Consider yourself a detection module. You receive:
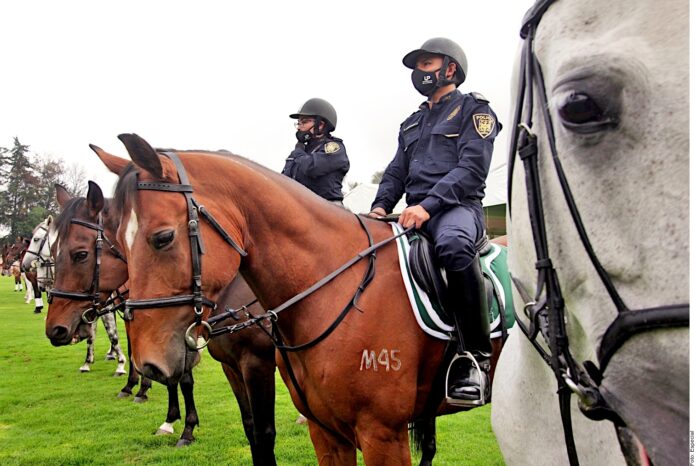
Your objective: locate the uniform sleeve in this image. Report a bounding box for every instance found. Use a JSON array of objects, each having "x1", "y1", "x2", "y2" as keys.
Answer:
[
  {"x1": 281, "y1": 149, "x2": 303, "y2": 177},
  {"x1": 294, "y1": 142, "x2": 349, "y2": 178},
  {"x1": 371, "y1": 133, "x2": 408, "y2": 214},
  {"x1": 420, "y1": 104, "x2": 500, "y2": 216}
]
